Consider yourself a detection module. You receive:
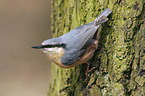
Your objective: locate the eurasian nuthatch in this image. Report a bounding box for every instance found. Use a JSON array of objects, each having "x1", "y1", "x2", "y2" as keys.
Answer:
[{"x1": 32, "y1": 8, "x2": 112, "y2": 79}]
